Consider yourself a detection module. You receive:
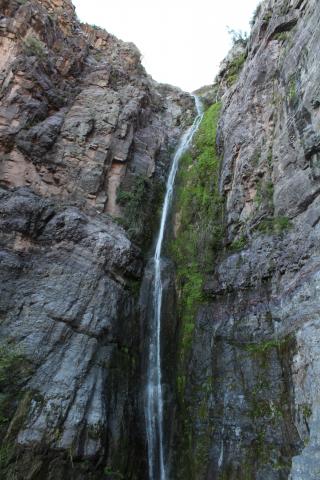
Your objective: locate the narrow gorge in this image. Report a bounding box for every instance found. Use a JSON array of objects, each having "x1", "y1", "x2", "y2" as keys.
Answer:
[{"x1": 0, "y1": 0, "x2": 320, "y2": 479}]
